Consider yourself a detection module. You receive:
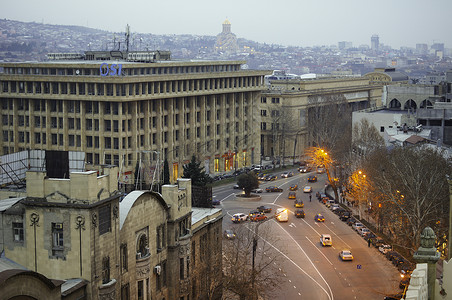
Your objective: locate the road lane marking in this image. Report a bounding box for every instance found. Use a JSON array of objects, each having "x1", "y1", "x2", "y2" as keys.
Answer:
[
  {"x1": 240, "y1": 217, "x2": 334, "y2": 300},
  {"x1": 305, "y1": 237, "x2": 333, "y2": 265},
  {"x1": 322, "y1": 223, "x2": 352, "y2": 249}
]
